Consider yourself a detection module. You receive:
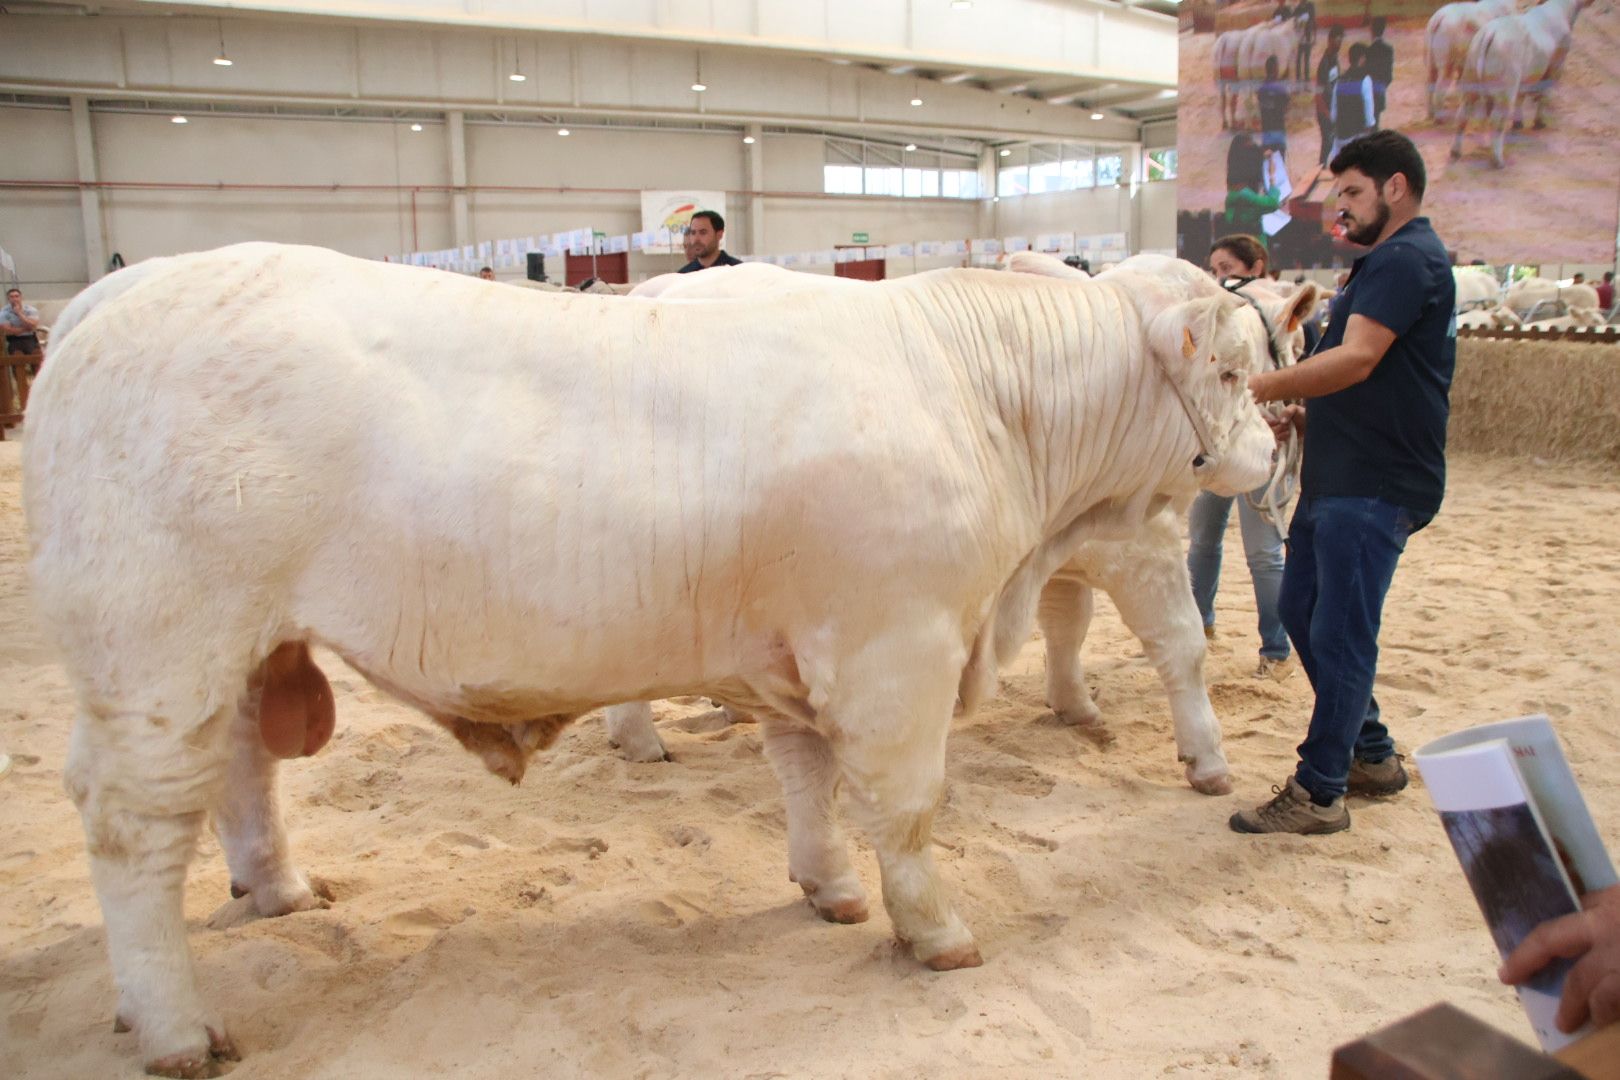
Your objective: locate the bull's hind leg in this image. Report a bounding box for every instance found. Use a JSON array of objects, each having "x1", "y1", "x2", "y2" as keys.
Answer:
[
  {"x1": 1037, "y1": 572, "x2": 1102, "y2": 727},
  {"x1": 828, "y1": 623, "x2": 979, "y2": 970},
  {"x1": 214, "y1": 677, "x2": 328, "y2": 918},
  {"x1": 603, "y1": 701, "x2": 670, "y2": 763},
  {"x1": 760, "y1": 718, "x2": 868, "y2": 924},
  {"x1": 66, "y1": 698, "x2": 241, "y2": 1078}
]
